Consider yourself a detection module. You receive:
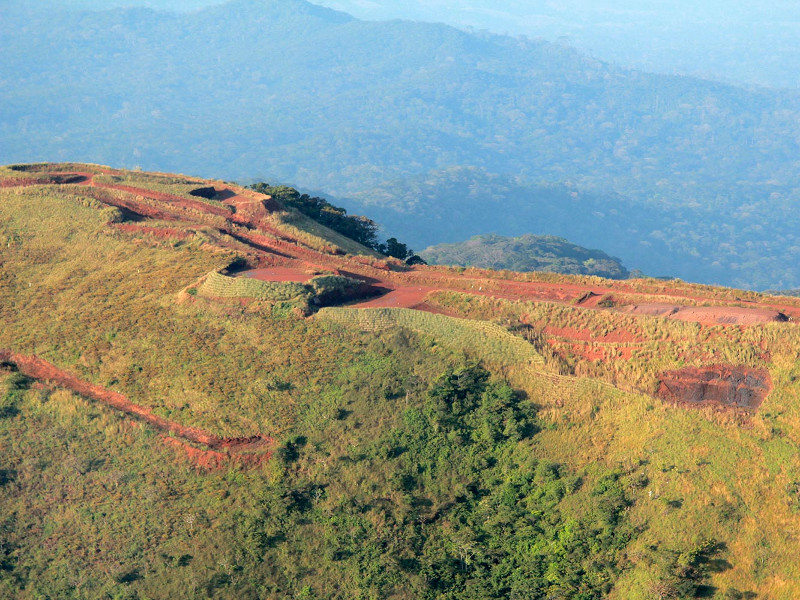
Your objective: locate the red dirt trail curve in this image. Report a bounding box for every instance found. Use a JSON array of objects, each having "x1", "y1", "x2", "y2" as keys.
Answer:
[{"x1": 0, "y1": 350, "x2": 273, "y2": 467}]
